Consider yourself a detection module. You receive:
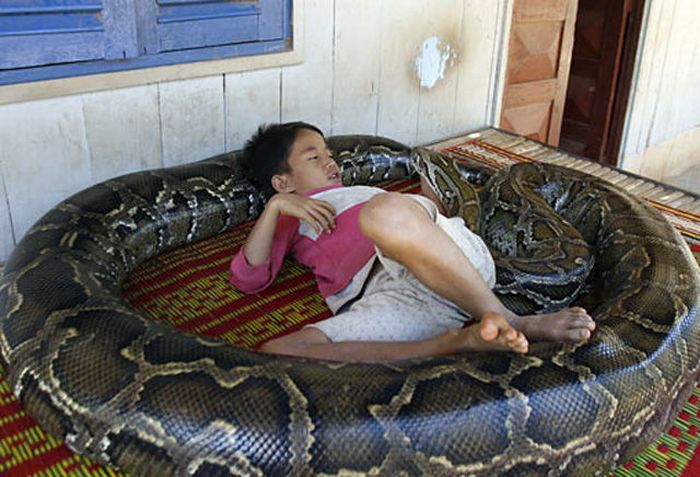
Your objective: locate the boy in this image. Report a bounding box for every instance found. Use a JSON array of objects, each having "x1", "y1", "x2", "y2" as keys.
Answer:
[{"x1": 230, "y1": 122, "x2": 595, "y2": 362}]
